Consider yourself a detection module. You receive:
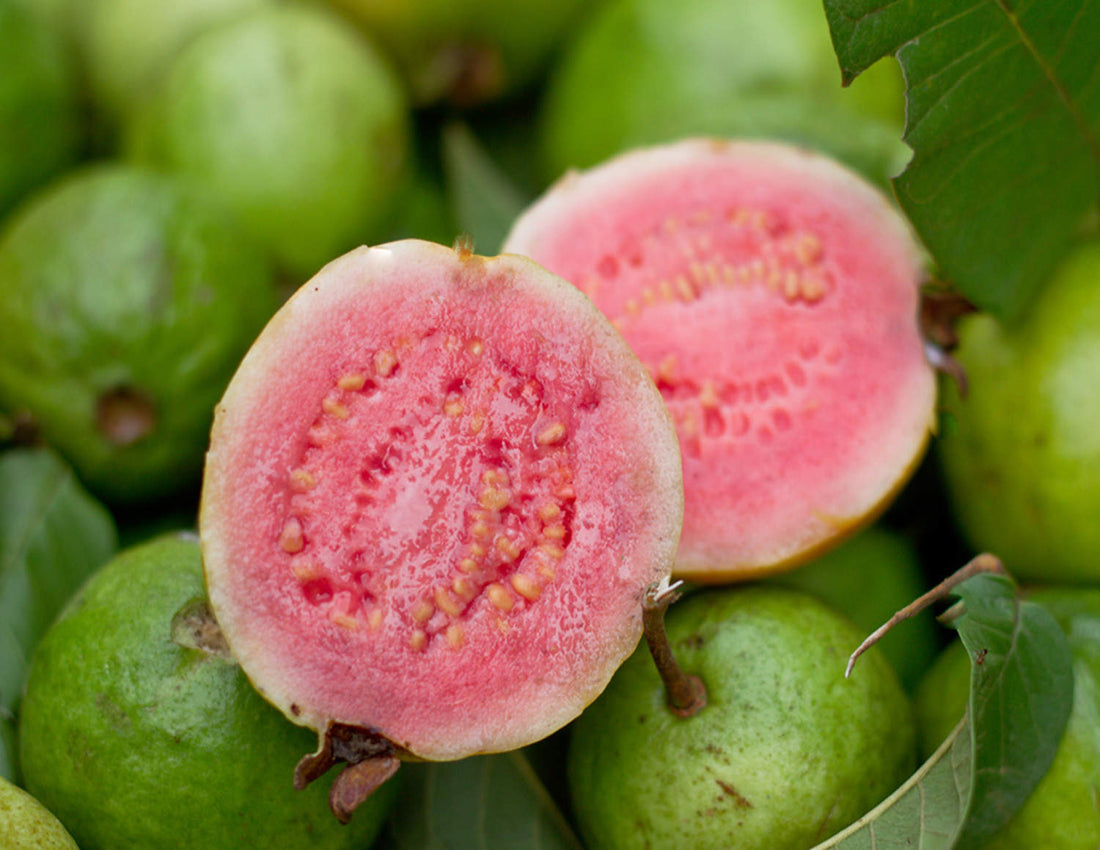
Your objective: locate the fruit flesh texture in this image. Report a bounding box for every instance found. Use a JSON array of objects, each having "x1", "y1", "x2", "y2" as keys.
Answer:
[
  {"x1": 0, "y1": 777, "x2": 78, "y2": 850},
  {"x1": 538, "y1": 0, "x2": 909, "y2": 186},
  {"x1": 18, "y1": 534, "x2": 398, "y2": 850},
  {"x1": 0, "y1": 0, "x2": 80, "y2": 220},
  {"x1": 916, "y1": 588, "x2": 1100, "y2": 849},
  {"x1": 126, "y1": 4, "x2": 409, "y2": 278},
  {"x1": 938, "y1": 238, "x2": 1100, "y2": 584},
  {"x1": 568, "y1": 585, "x2": 916, "y2": 850},
  {"x1": 0, "y1": 163, "x2": 276, "y2": 506},
  {"x1": 200, "y1": 239, "x2": 684, "y2": 762},
  {"x1": 504, "y1": 138, "x2": 936, "y2": 581}
]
